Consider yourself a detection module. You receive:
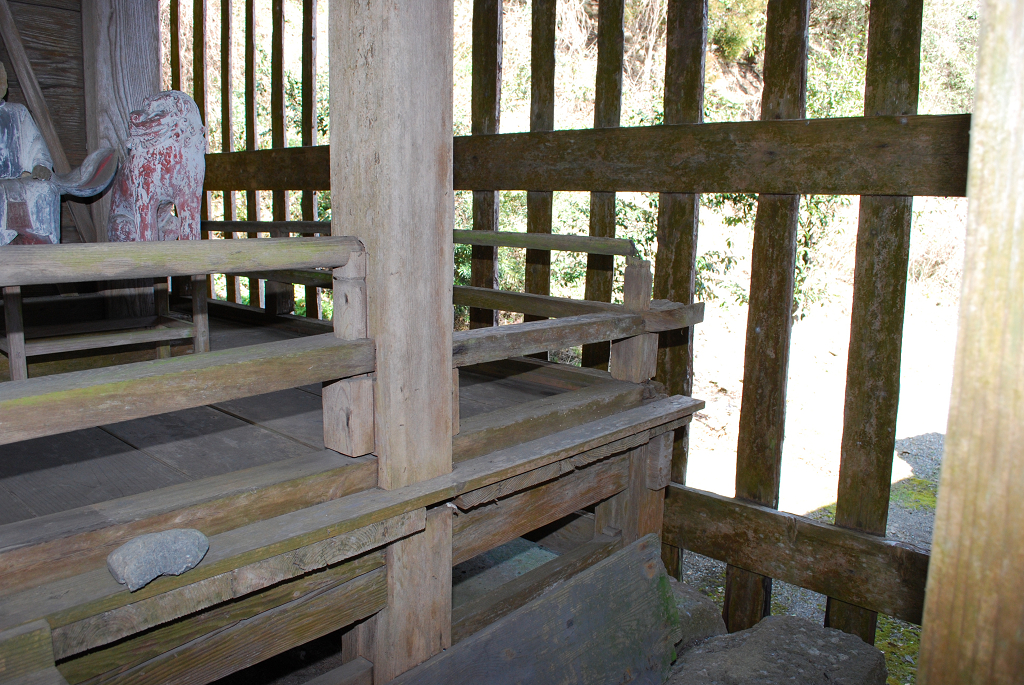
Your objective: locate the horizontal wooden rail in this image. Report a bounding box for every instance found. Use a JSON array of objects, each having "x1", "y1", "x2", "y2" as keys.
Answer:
[
  {"x1": 0, "y1": 334, "x2": 375, "y2": 446},
  {"x1": 201, "y1": 220, "x2": 329, "y2": 237},
  {"x1": 235, "y1": 269, "x2": 332, "y2": 288},
  {"x1": 453, "y1": 230, "x2": 636, "y2": 256},
  {"x1": 204, "y1": 115, "x2": 968, "y2": 196},
  {"x1": 662, "y1": 484, "x2": 929, "y2": 623},
  {"x1": 455, "y1": 114, "x2": 970, "y2": 196},
  {"x1": 0, "y1": 237, "x2": 361, "y2": 287}
]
